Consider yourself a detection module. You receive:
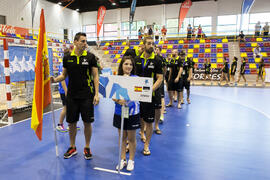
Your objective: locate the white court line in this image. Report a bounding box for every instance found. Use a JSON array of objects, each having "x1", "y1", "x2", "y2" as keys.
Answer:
[
  {"x1": 0, "y1": 107, "x2": 63, "y2": 129},
  {"x1": 93, "y1": 167, "x2": 131, "y2": 176},
  {"x1": 192, "y1": 92, "x2": 270, "y2": 120}
]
